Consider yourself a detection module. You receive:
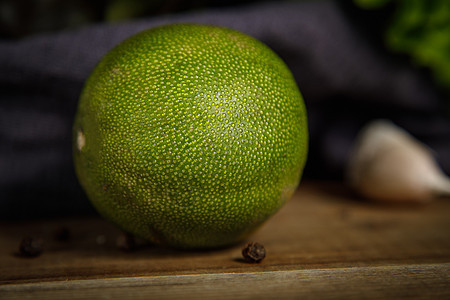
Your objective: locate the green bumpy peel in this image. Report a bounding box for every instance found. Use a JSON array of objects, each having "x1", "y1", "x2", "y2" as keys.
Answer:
[{"x1": 73, "y1": 24, "x2": 308, "y2": 249}]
